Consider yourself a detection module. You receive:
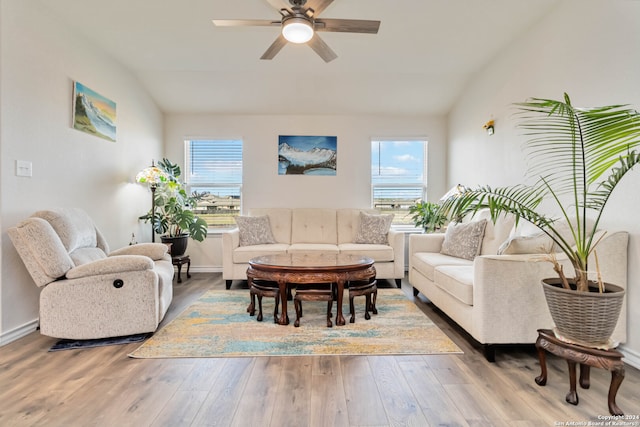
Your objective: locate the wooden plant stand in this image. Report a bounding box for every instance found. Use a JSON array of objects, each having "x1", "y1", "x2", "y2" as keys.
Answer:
[{"x1": 535, "y1": 329, "x2": 625, "y2": 415}]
